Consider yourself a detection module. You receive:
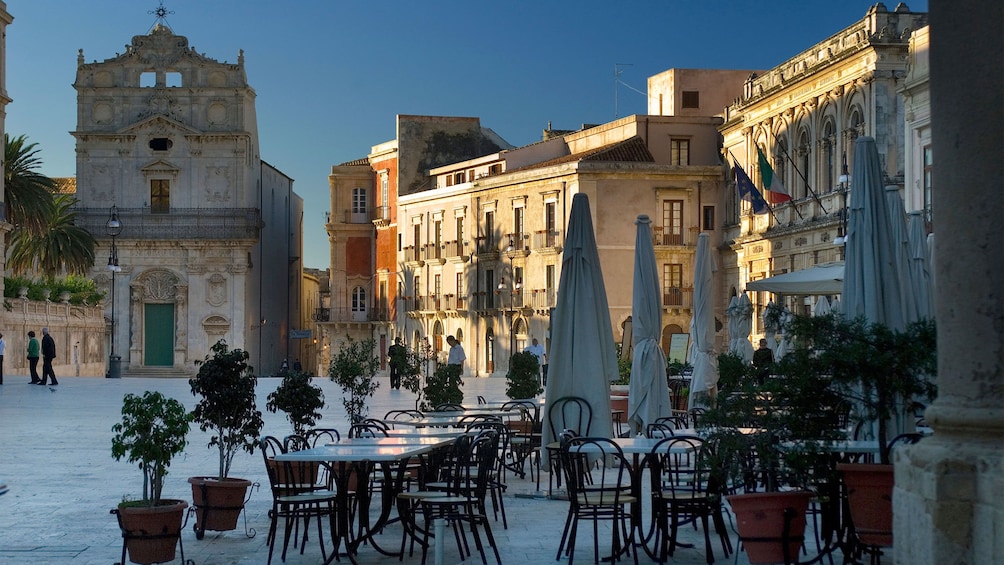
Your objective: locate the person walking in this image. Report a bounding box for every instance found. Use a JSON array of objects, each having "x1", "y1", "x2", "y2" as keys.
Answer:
[
  {"x1": 26, "y1": 331, "x2": 41, "y2": 384},
  {"x1": 752, "y1": 338, "x2": 774, "y2": 385},
  {"x1": 388, "y1": 337, "x2": 407, "y2": 390},
  {"x1": 446, "y1": 335, "x2": 466, "y2": 369},
  {"x1": 39, "y1": 327, "x2": 58, "y2": 385},
  {"x1": 0, "y1": 332, "x2": 6, "y2": 385}
]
